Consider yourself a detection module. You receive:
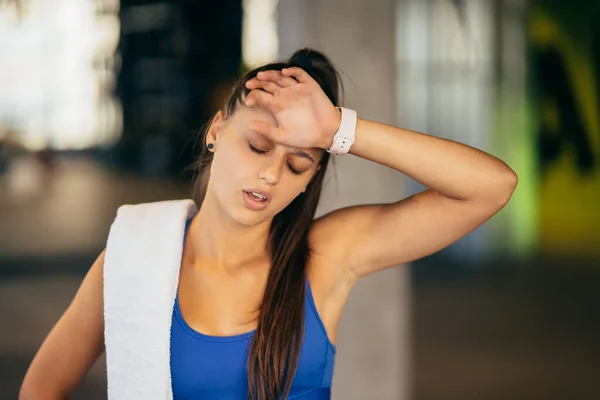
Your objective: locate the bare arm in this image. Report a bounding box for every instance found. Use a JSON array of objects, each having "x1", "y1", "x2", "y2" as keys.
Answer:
[
  {"x1": 20, "y1": 250, "x2": 106, "y2": 399},
  {"x1": 311, "y1": 118, "x2": 517, "y2": 282},
  {"x1": 243, "y1": 67, "x2": 516, "y2": 285}
]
